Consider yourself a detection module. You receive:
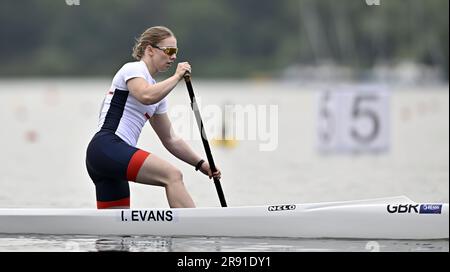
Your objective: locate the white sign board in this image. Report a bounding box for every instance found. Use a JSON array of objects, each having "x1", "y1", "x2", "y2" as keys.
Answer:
[{"x1": 316, "y1": 86, "x2": 390, "y2": 153}]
